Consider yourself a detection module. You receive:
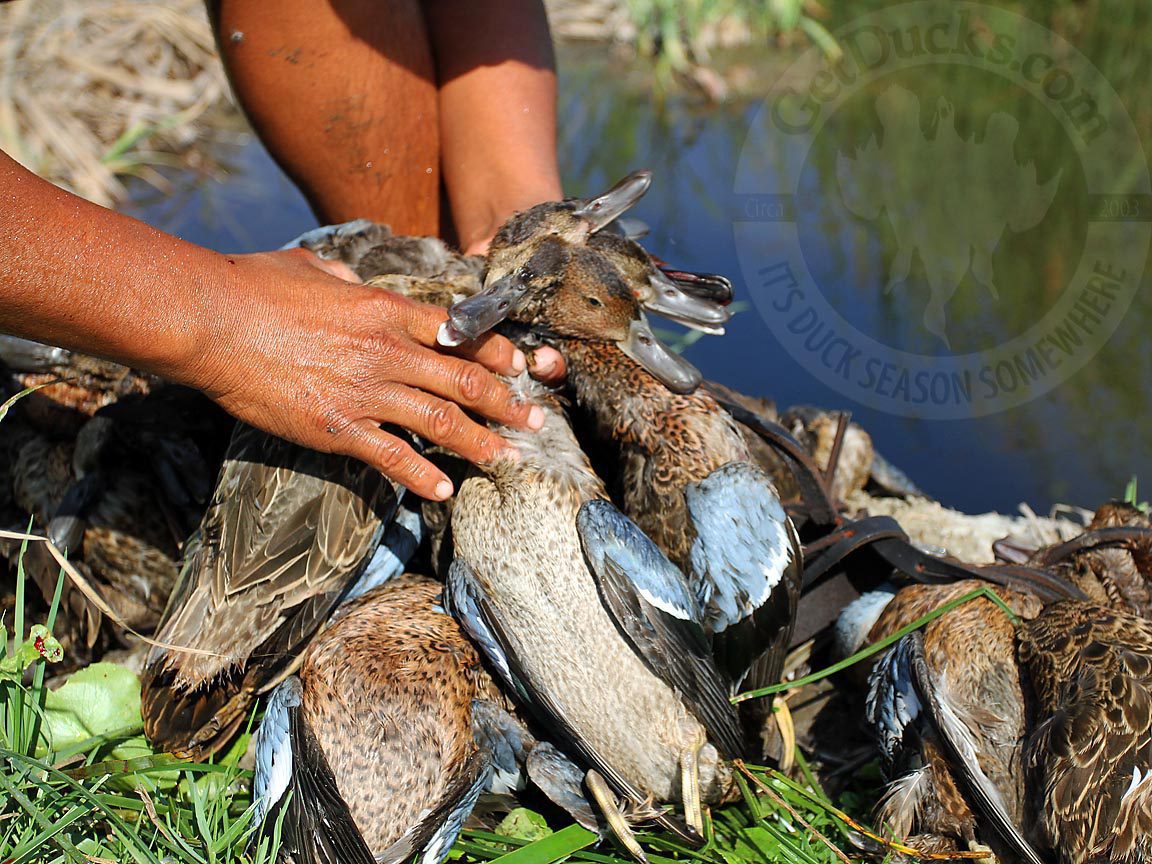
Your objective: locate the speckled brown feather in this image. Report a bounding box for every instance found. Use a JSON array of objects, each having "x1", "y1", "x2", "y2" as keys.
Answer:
[
  {"x1": 141, "y1": 422, "x2": 398, "y2": 759},
  {"x1": 868, "y1": 581, "x2": 1042, "y2": 848},
  {"x1": 295, "y1": 575, "x2": 498, "y2": 858},
  {"x1": 8, "y1": 420, "x2": 190, "y2": 646},
  {"x1": 564, "y1": 341, "x2": 749, "y2": 568},
  {"x1": 1039, "y1": 503, "x2": 1152, "y2": 617},
  {"x1": 1018, "y1": 600, "x2": 1152, "y2": 864}
]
